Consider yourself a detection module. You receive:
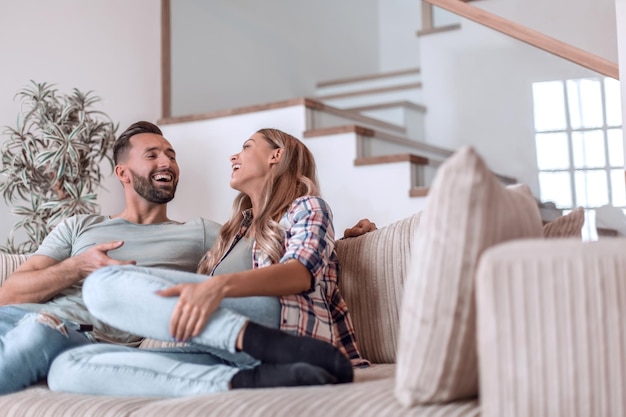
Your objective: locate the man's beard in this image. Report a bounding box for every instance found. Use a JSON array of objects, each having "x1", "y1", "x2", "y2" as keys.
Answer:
[{"x1": 130, "y1": 170, "x2": 177, "y2": 204}]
